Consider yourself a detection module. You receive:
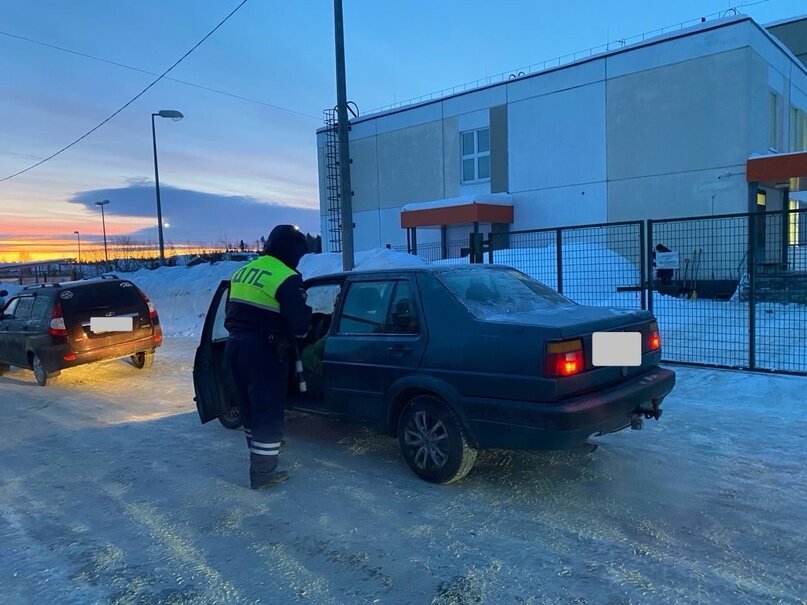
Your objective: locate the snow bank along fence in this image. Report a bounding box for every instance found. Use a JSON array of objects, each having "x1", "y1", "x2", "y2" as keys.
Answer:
[{"x1": 396, "y1": 209, "x2": 807, "y2": 376}]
